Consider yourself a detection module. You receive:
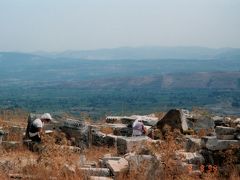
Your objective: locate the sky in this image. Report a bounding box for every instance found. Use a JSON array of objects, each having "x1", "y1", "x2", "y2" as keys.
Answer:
[{"x1": 0, "y1": 0, "x2": 240, "y2": 52}]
